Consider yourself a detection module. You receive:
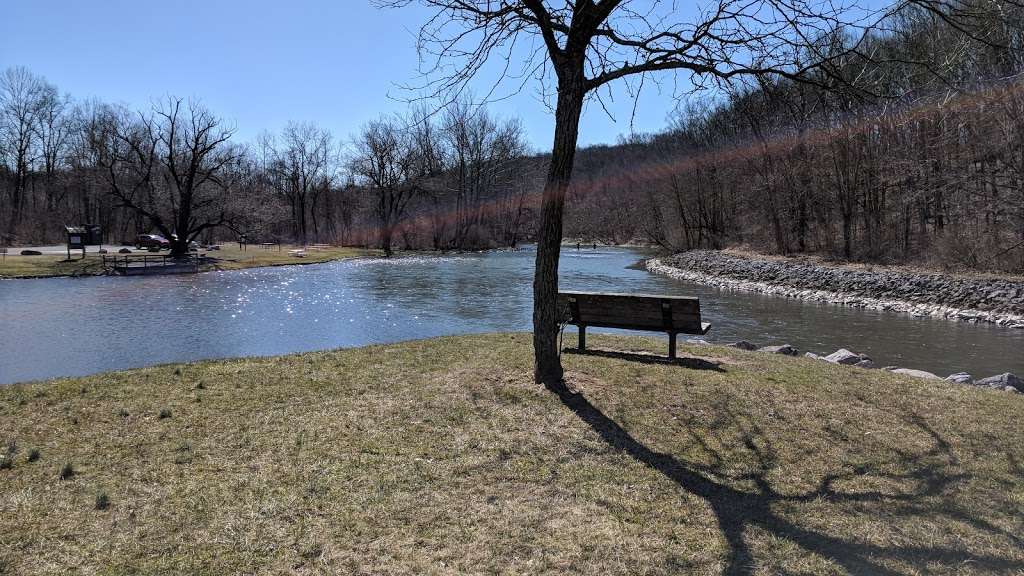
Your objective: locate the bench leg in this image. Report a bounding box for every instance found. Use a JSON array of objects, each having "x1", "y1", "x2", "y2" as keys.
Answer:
[
  {"x1": 578, "y1": 326, "x2": 586, "y2": 351},
  {"x1": 668, "y1": 332, "x2": 677, "y2": 360}
]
